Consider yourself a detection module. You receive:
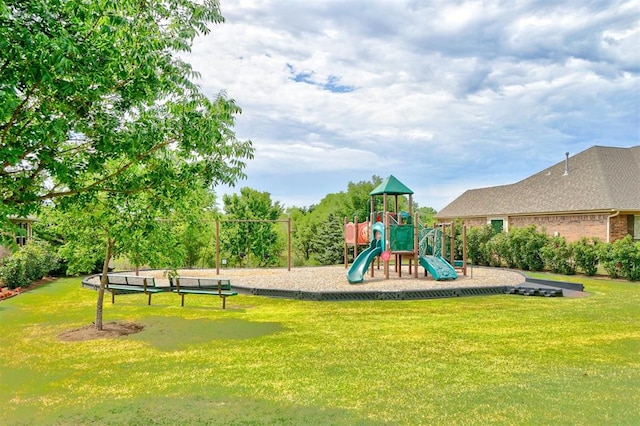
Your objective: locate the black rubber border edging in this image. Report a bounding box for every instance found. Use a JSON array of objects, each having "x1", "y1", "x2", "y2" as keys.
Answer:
[
  {"x1": 82, "y1": 273, "x2": 582, "y2": 302},
  {"x1": 524, "y1": 277, "x2": 584, "y2": 291}
]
